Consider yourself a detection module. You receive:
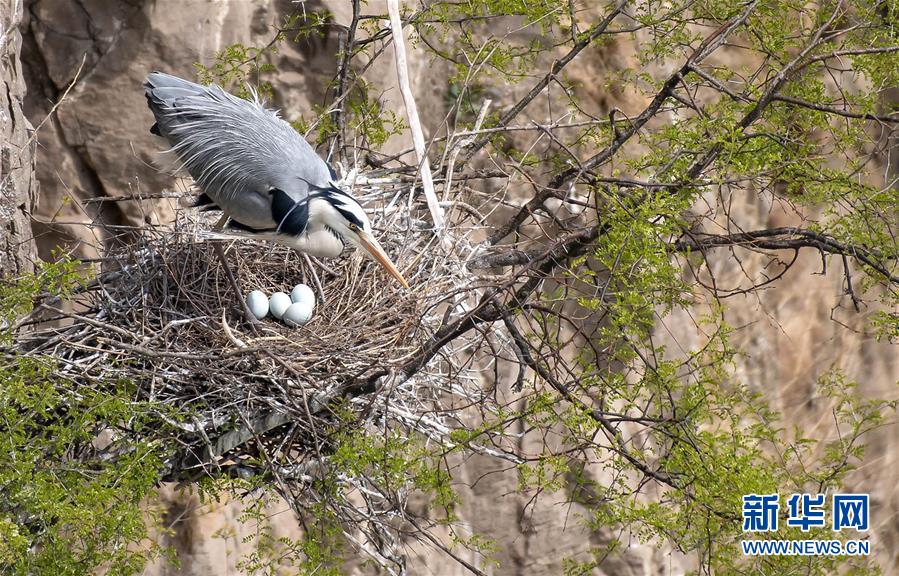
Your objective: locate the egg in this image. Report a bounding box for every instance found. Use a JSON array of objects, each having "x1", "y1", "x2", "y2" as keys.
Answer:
[
  {"x1": 282, "y1": 301, "x2": 314, "y2": 327},
  {"x1": 268, "y1": 292, "x2": 292, "y2": 320},
  {"x1": 245, "y1": 290, "x2": 269, "y2": 320},
  {"x1": 290, "y1": 283, "x2": 316, "y2": 307}
]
